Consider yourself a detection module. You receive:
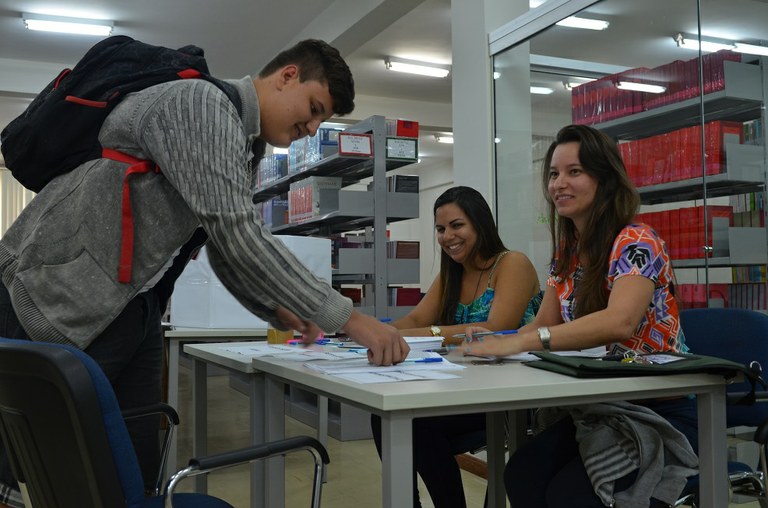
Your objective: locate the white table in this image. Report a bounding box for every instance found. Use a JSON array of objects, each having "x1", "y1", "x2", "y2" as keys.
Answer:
[
  {"x1": 182, "y1": 341, "x2": 330, "y2": 505},
  {"x1": 185, "y1": 343, "x2": 729, "y2": 508},
  {"x1": 164, "y1": 328, "x2": 266, "y2": 472}
]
